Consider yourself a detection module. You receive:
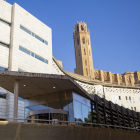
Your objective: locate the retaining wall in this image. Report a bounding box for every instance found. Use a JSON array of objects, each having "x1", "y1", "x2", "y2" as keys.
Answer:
[{"x1": 0, "y1": 121, "x2": 140, "y2": 140}]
